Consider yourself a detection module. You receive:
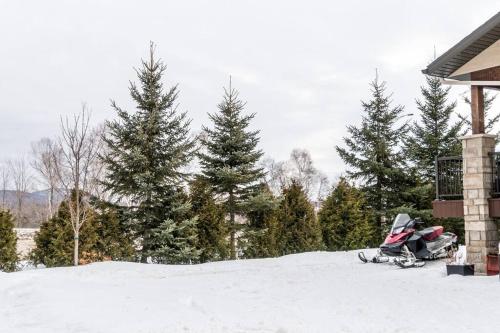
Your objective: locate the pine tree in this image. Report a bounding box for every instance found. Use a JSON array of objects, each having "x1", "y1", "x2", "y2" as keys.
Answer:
[
  {"x1": 318, "y1": 178, "x2": 376, "y2": 251},
  {"x1": 149, "y1": 217, "x2": 200, "y2": 264},
  {"x1": 101, "y1": 43, "x2": 196, "y2": 262},
  {"x1": 239, "y1": 184, "x2": 280, "y2": 258},
  {"x1": 406, "y1": 75, "x2": 463, "y2": 183},
  {"x1": 0, "y1": 210, "x2": 18, "y2": 272},
  {"x1": 199, "y1": 81, "x2": 264, "y2": 259},
  {"x1": 336, "y1": 76, "x2": 408, "y2": 240},
  {"x1": 31, "y1": 199, "x2": 135, "y2": 267},
  {"x1": 278, "y1": 181, "x2": 323, "y2": 254},
  {"x1": 189, "y1": 178, "x2": 229, "y2": 262}
]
